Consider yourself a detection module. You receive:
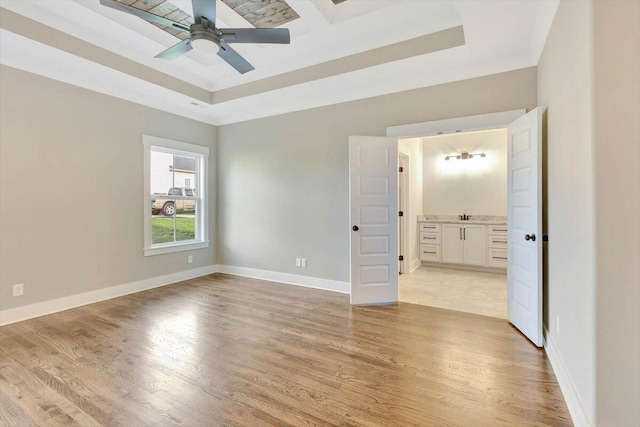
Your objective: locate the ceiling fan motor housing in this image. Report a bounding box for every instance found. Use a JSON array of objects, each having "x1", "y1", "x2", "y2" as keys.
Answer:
[
  {"x1": 190, "y1": 20, "x2": 222, "y2": 54},
  {"x1": 99, "y1": 0, "x2": 290, "y2": 73}
]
